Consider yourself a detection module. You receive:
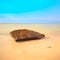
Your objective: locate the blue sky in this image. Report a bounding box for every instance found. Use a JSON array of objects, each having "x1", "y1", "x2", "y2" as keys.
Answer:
[{"x1": 0, "y1": 0, "x2": 60, "y2": 23}]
